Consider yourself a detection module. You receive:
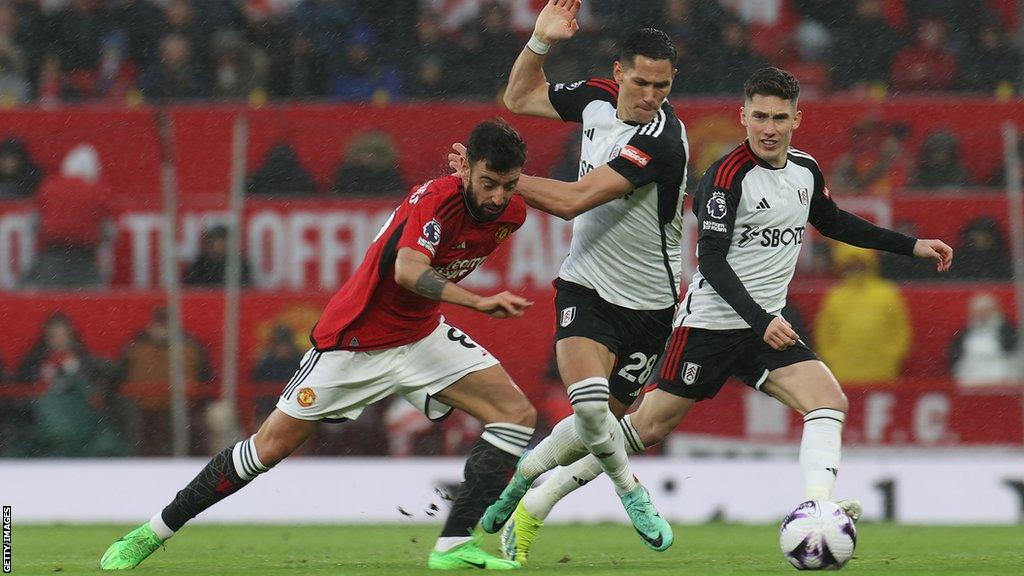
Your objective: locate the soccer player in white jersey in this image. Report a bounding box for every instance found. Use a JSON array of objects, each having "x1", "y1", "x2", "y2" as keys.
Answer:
[
  {"x1": 496, "y1": 66, "x2": 955, "y2": 565},
  {"x1": 474, "y1": 0, "x2": 689, "y2": 555}
]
